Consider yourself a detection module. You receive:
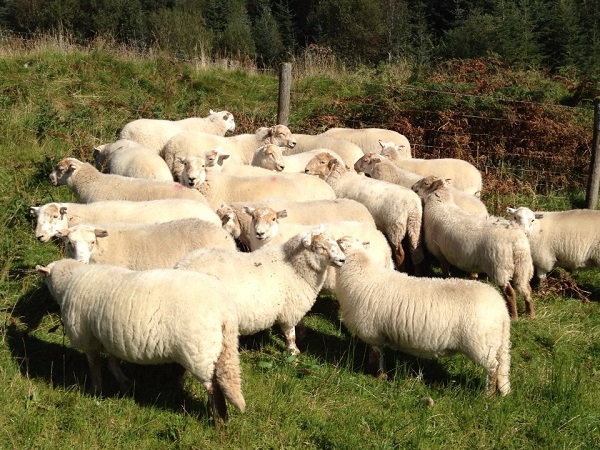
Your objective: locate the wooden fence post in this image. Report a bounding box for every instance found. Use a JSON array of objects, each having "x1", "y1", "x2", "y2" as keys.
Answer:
[
  {"x1": 277, "y1": 62, "x2": 291, "y2": 126},
  {"x1": 586, "y1": 98, "x2": 600, "y2": 209}
]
